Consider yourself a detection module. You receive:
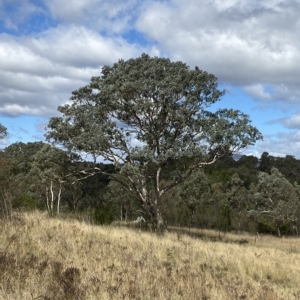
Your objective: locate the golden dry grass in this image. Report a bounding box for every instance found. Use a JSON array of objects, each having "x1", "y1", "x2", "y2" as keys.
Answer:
[{"x1": 1, "y1": 212, "x2": 300, "y2": 299}]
